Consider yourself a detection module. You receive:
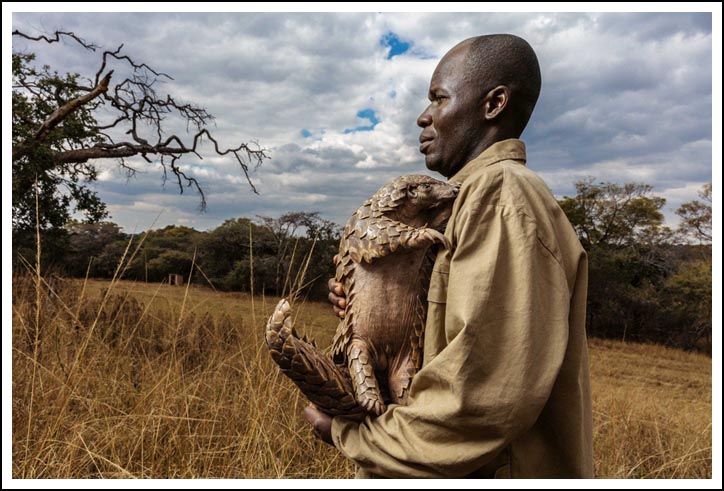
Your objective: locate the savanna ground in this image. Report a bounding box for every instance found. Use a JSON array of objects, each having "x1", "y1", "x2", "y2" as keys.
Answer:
[{"x1": 12, "y1": 276, "x2": 712, "y2": 479}]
